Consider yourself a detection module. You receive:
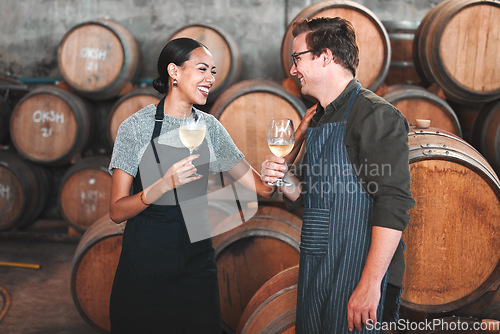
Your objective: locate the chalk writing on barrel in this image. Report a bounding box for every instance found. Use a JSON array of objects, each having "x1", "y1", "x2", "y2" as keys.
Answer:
[
  {"x1": 80, "y1": 47, "x2": 107, "y2": 61},
  {"x1": 32, "y1": 110, "x2": 65, "y2": 124},
  {"x1": 81, "y1": 189, "x2": 99, "y2": 212},
  {"x1": 33, "y1": 110, "x2": 64, "y2": 138},
  {"x1": 0, "y1": 184, "x2": 11, "y2": 200}
]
